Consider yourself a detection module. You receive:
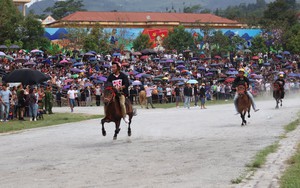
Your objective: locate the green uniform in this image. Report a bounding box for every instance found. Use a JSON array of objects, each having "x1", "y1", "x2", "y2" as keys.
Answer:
[{"x1": 45, "y1": 90, "x2": 53, "y2": 114}]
